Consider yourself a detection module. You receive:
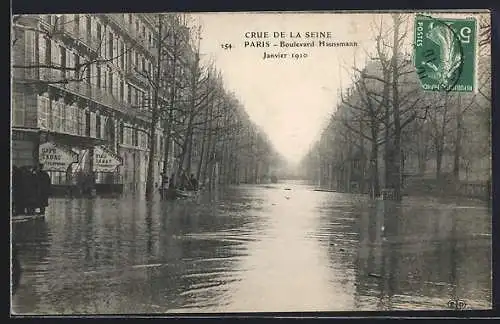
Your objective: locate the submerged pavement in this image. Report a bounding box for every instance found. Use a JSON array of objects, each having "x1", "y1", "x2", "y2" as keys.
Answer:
[{"x1": 11, "y1": 181, "x2": 492, "y2": 314}]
